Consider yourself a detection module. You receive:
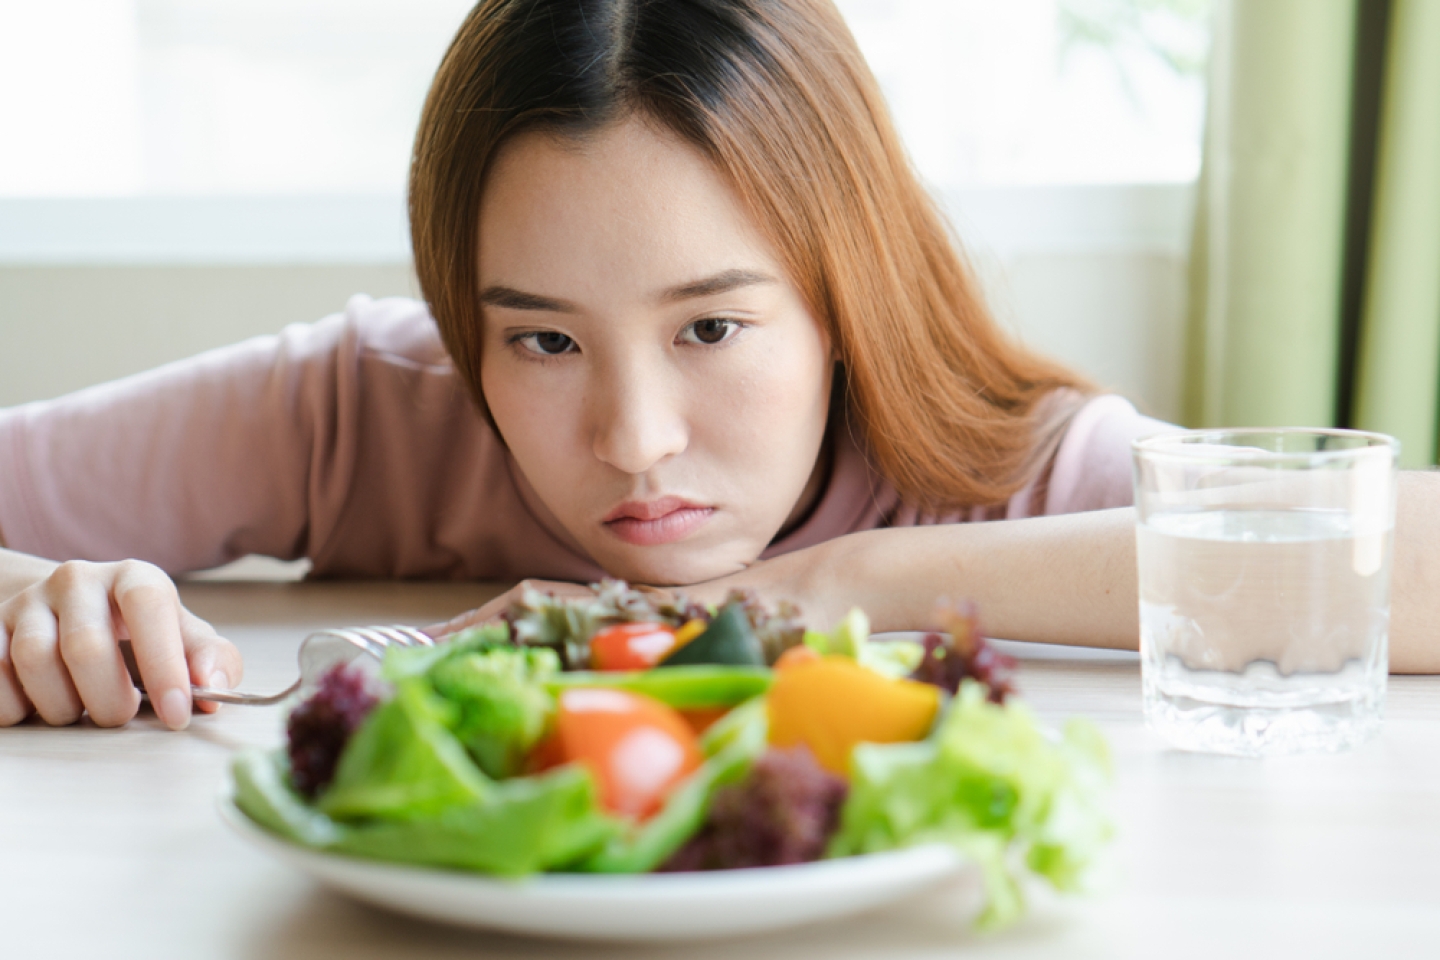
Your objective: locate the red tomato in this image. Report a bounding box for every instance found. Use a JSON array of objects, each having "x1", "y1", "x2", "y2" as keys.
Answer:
[
  {"x1": 535, "y1": 688, "x2": 702, "y2": 820},
  {"x1": 589, "y1": 622, "x2": 679, "y2": 671}
]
